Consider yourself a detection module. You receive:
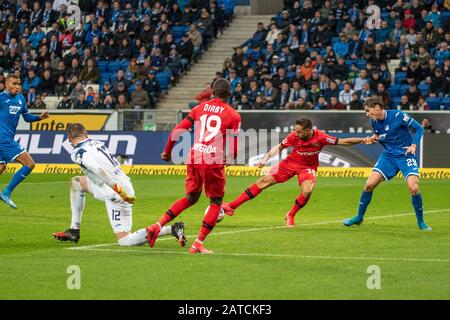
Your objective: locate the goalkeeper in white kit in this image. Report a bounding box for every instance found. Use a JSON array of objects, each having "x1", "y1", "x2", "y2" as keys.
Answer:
[{"x1": 53, "y1": 123, "x2": 186, "y2": 246}]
